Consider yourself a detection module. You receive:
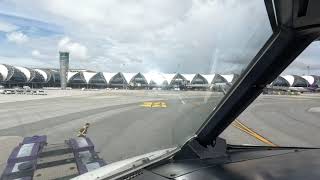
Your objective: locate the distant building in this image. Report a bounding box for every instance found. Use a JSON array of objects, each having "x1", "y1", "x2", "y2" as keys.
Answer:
[
  {"x1": 0, "y1": 63, "x2": 242, "y2": 90},
  {"x1": 1, "y1": 63, "x2": 319, "y2": 90}
]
